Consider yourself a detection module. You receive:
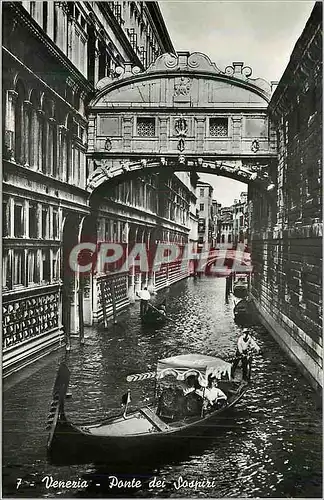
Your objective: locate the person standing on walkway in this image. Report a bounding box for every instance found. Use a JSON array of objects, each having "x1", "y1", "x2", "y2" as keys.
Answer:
[
  {"x1": 231, "y1": 328, "x2": 260, "y2": 381},
  {"x1": 138, "y1": 286, "x2": 151, "y2": 317}
]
